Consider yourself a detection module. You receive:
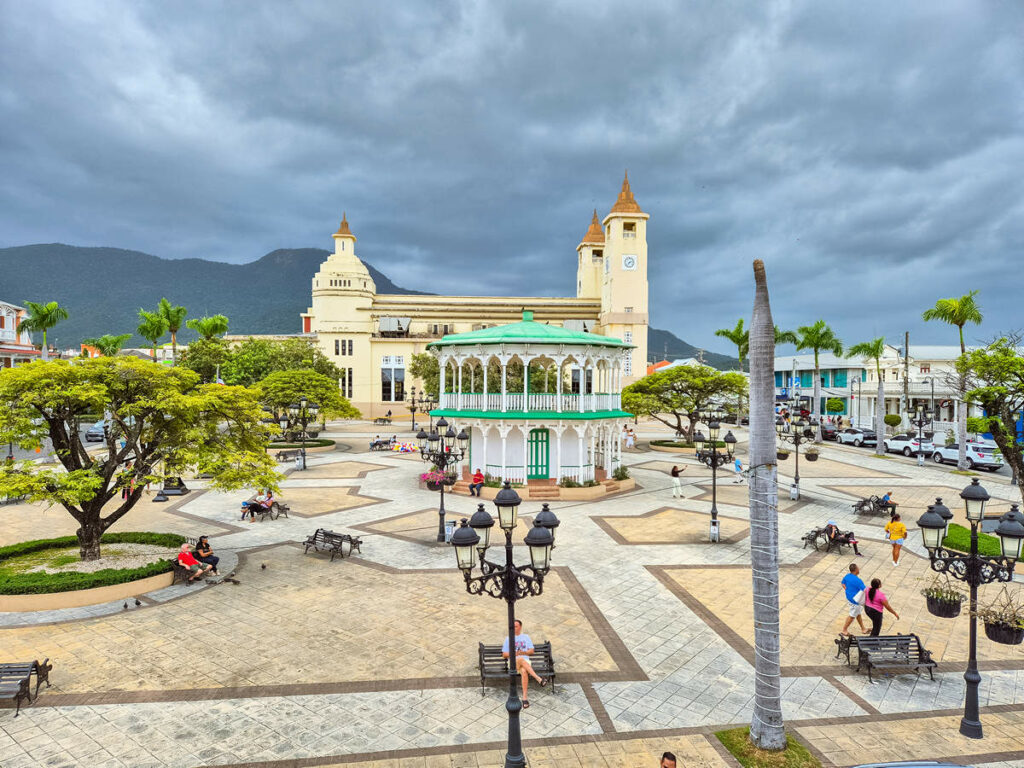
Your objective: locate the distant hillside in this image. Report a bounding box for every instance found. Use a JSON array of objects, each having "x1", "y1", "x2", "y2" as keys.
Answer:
[
  {"x1": 0, "y1": 243, "x2": 737, "y2": 369},
  {"x1": 0, "y1": 244, "x2": 426, "y2": 347},
  {"x1": 648, "y1": 327, "x2": 739, "y2": 370}
]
